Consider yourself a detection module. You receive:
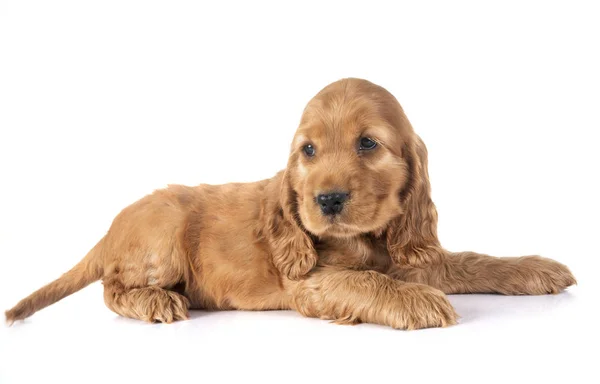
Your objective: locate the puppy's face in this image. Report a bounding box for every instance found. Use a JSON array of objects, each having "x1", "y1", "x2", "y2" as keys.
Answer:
[{"x1": 287, "y1": 79, "x2": 414, "y2": 238}]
